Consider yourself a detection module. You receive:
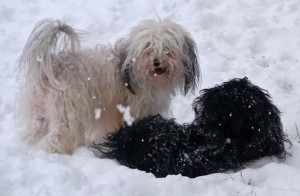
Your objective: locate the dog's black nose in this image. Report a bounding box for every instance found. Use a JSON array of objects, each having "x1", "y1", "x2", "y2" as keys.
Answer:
[{"x1": 153, "y1": 59, "x2": 160, "y2": 67}]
